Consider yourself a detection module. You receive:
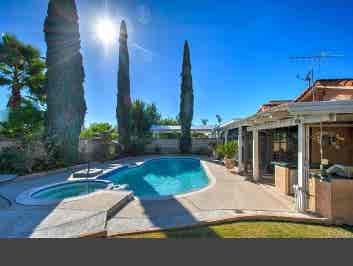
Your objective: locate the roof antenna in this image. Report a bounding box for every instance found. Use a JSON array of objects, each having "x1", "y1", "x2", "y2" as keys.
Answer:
[
  {"x1": 296, "y1": 69, "x2": 314, "y2": 100},
  {"x1": 290, "y1": 51, "x2": 344, "y2": 102}
]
